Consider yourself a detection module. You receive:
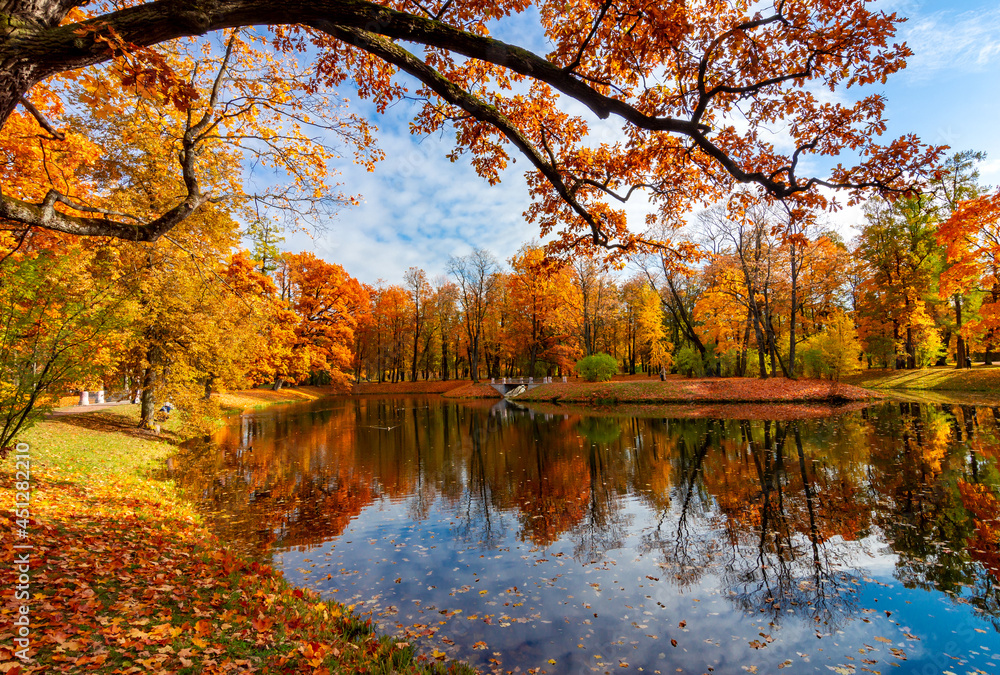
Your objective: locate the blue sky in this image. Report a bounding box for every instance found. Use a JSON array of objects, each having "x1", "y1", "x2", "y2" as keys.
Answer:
[{"x1": 284, "y1": 0, "x2": 1000, "y2": 285}]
